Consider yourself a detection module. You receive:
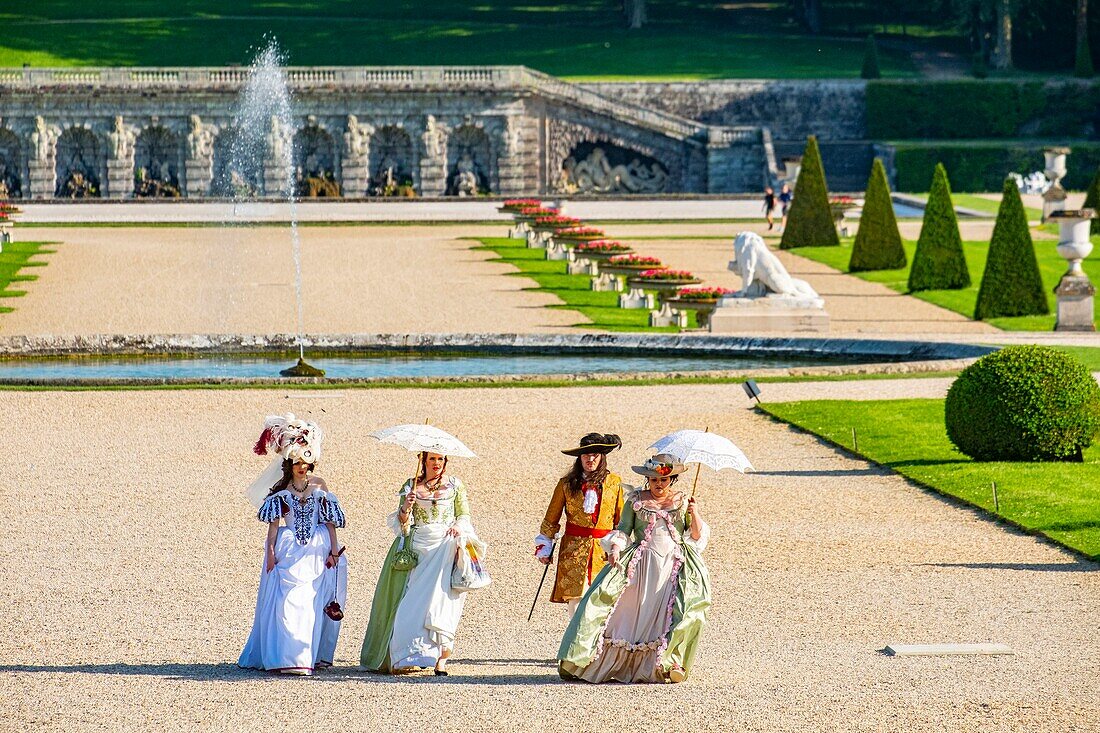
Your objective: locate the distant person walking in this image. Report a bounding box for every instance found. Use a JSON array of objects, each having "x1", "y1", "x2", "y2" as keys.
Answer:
[
  {"x1": 762, "y1": 186, "x2": 776, "y2": 230},
  {"x1": 778, "y1": 183, "x2": 793, "y2": 232}
]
